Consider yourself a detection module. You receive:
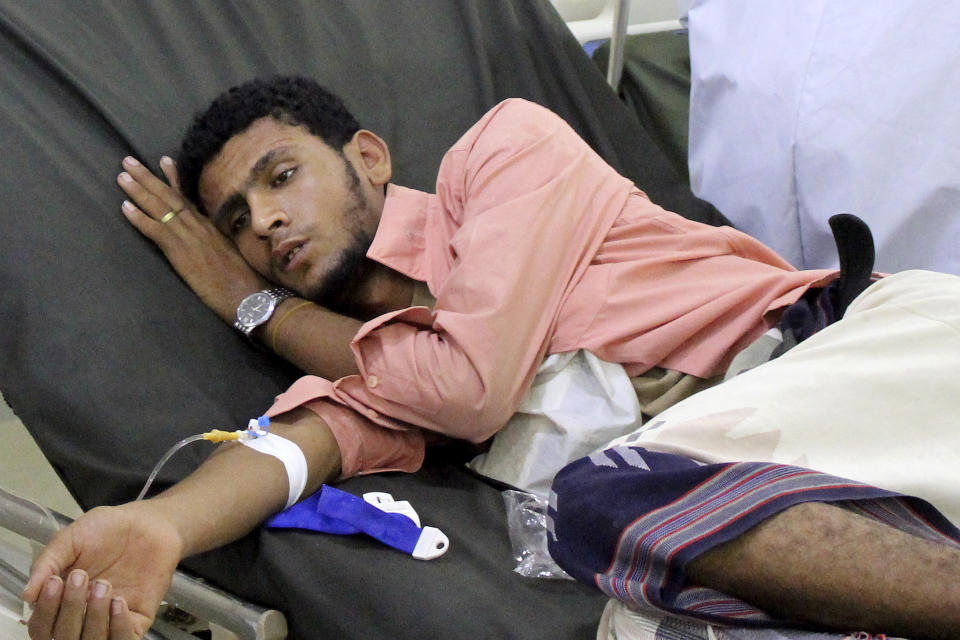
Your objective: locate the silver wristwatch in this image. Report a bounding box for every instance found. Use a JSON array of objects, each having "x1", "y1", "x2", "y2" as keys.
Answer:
[{"x1": 234, "y1": 287, "x2": 296, "y2": 338}]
